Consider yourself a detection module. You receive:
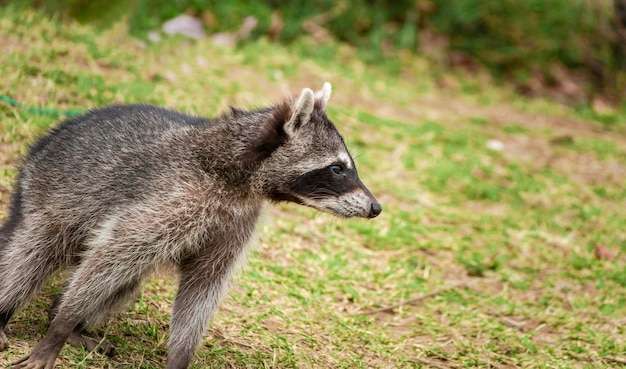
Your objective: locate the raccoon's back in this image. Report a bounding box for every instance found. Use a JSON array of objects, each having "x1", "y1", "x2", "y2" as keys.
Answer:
[
  {"x1": 20, "y1": 105, "x2": 207, "y2": 217},
  {"x1": 28, "y1": 104, "x2": 207, "y2": 157}
]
